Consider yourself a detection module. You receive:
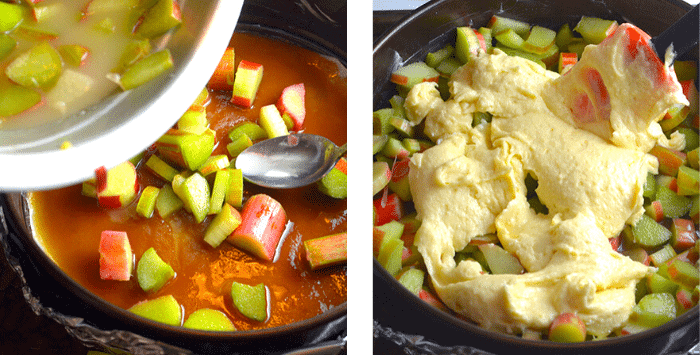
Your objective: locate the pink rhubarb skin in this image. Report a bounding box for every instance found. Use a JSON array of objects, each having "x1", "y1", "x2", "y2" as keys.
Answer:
[
  {"x1": 227, "y1": 194, "x2": 287, "y2": 261},
  {"x1": 99, "y1": 230, "x2": 133, "y2": 281},
  {"x1": 545, "y1": 23, "x2": 688, "y2": 151}
]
